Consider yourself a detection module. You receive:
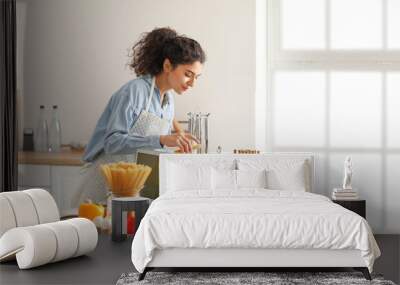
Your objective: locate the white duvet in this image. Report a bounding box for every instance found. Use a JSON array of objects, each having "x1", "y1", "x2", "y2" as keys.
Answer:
[{"x1": 131, "y1": 190, "x2": 380, "y2": 273}]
